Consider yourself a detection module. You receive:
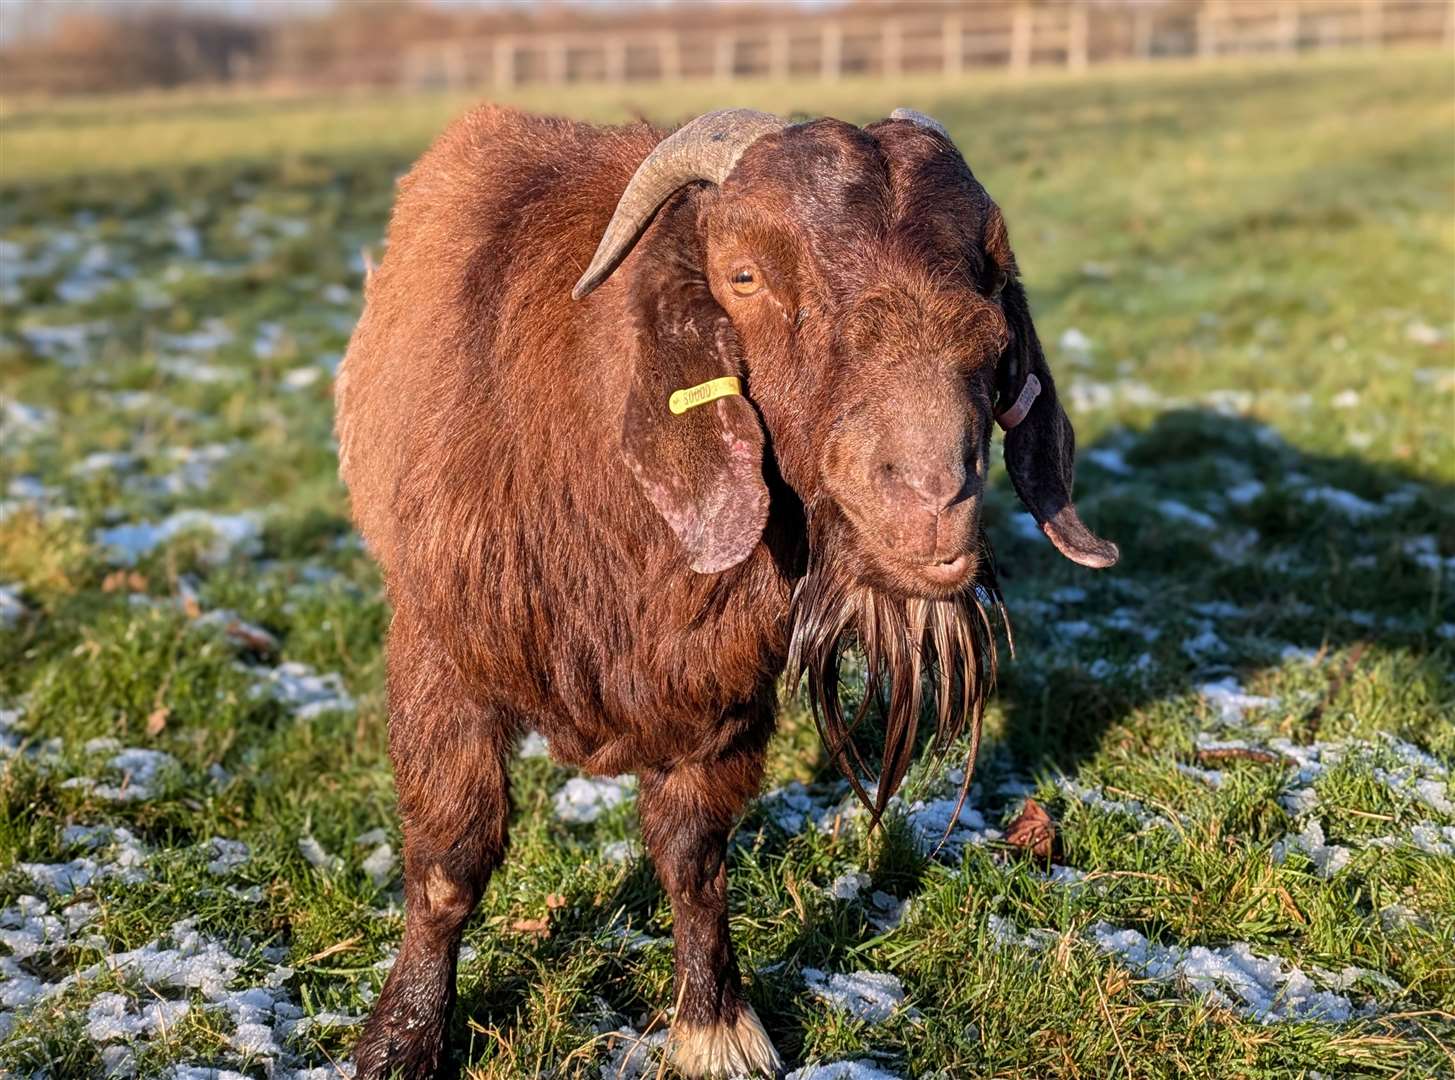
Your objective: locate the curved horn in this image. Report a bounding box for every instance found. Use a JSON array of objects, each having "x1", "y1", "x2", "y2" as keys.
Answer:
[
  {"x1": 889, "y1": 107, "x2": 950, "y2": 141},
  {"x1": 571, "y1": 109, "x2": 788, "y2": 300}
]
